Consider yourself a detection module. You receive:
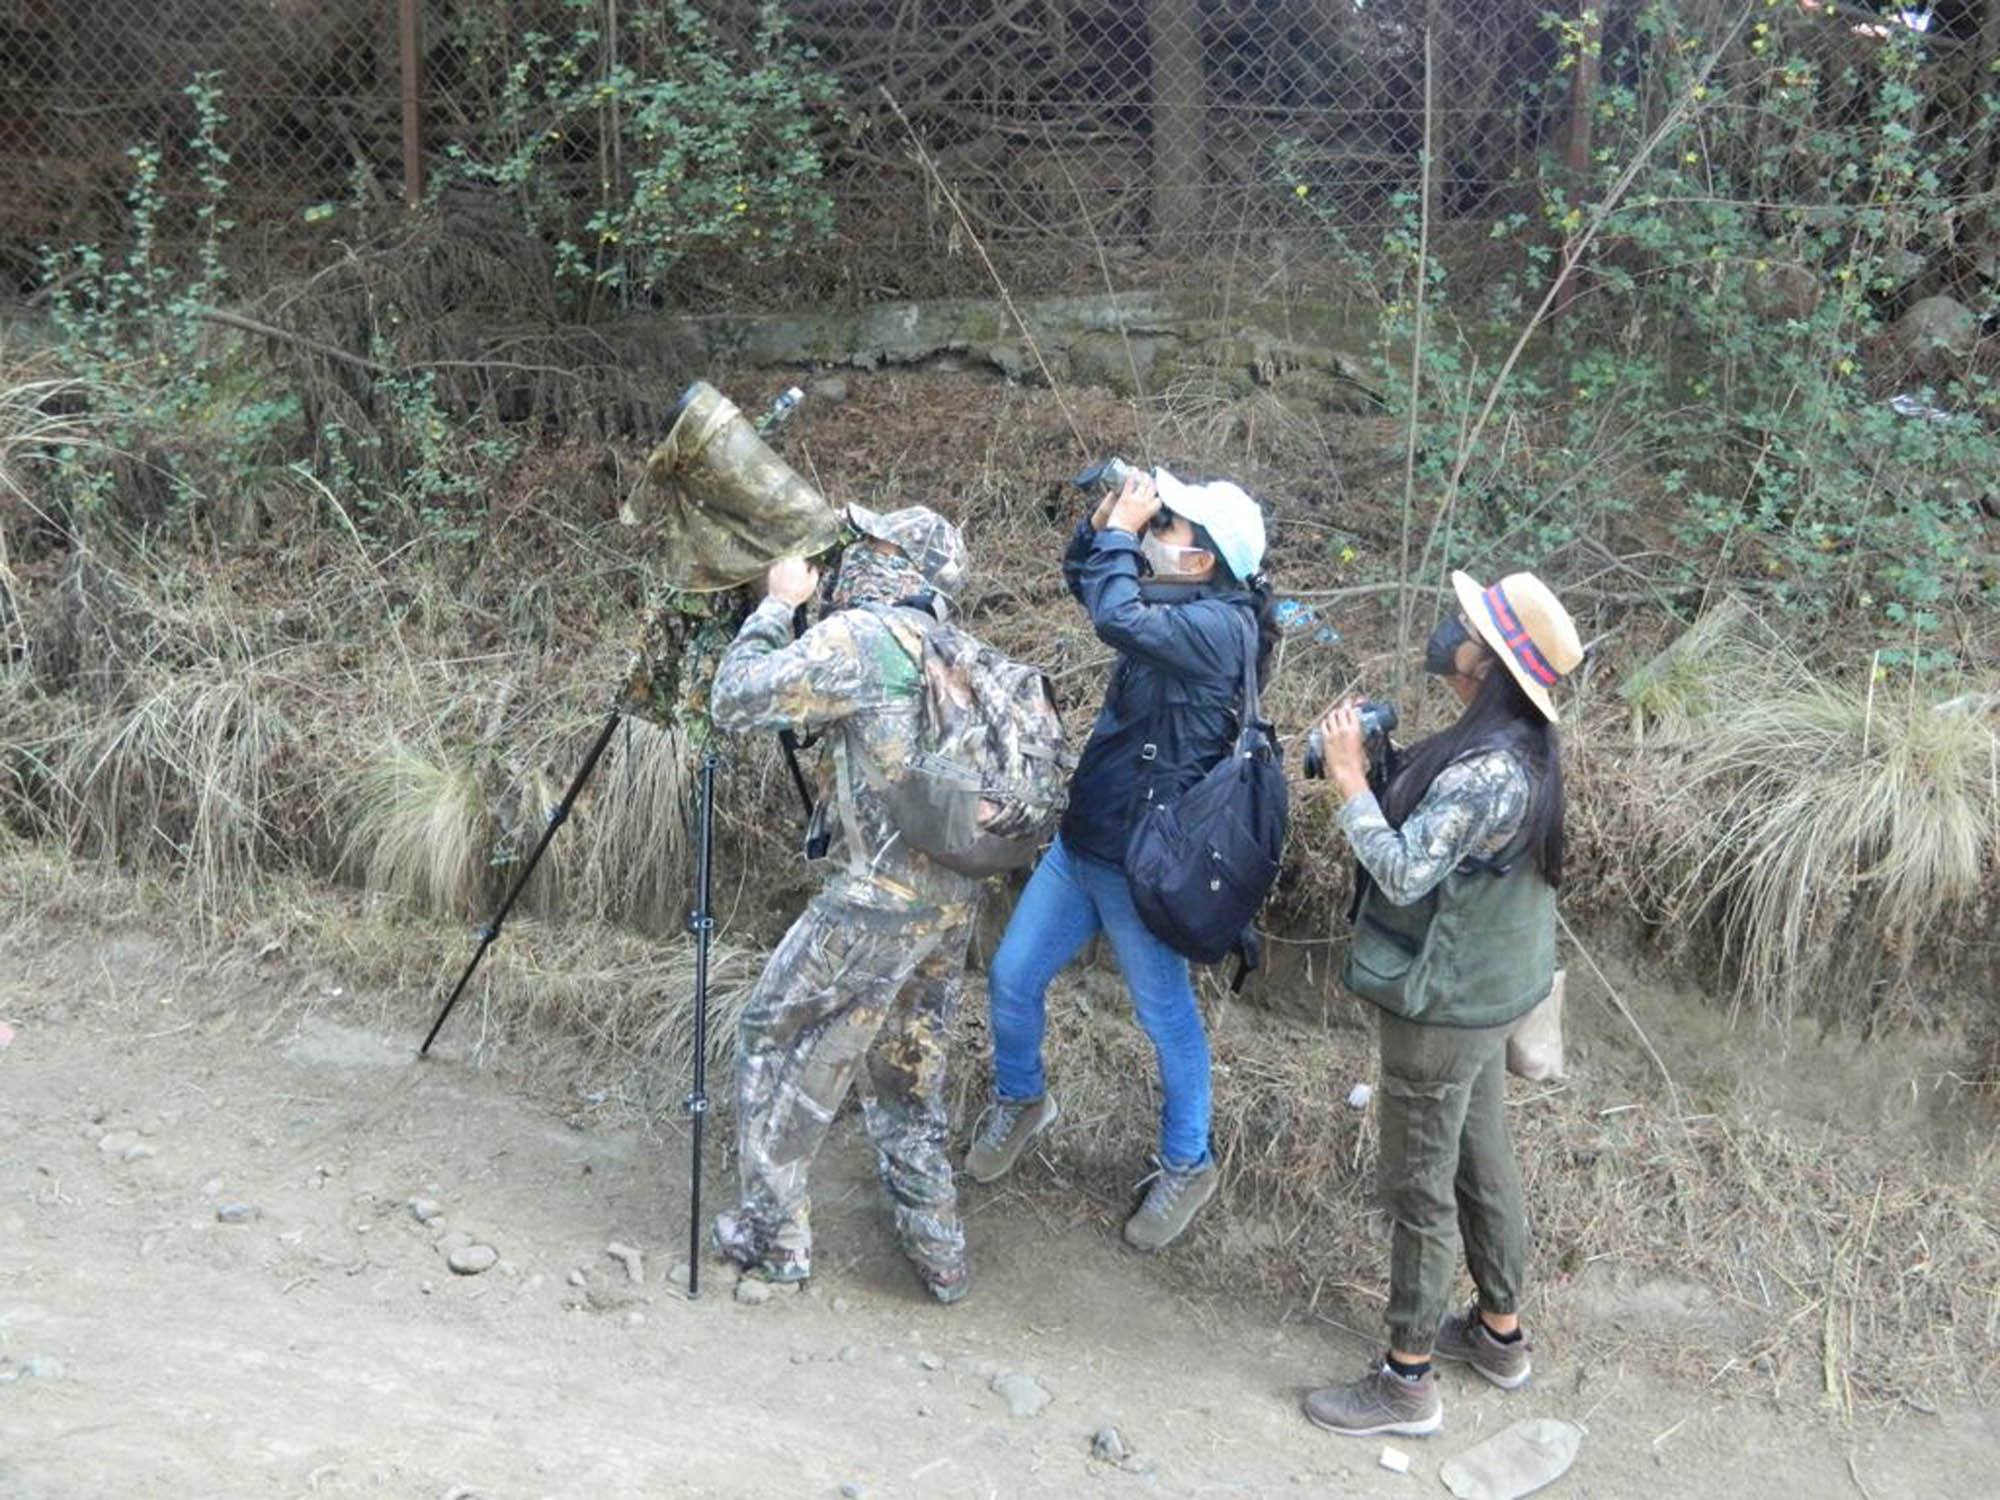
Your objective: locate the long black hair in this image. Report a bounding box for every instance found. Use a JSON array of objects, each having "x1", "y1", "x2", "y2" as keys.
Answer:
[{"x1": 1382, "y1": 660, "x2": 1566, "y2": 888}]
